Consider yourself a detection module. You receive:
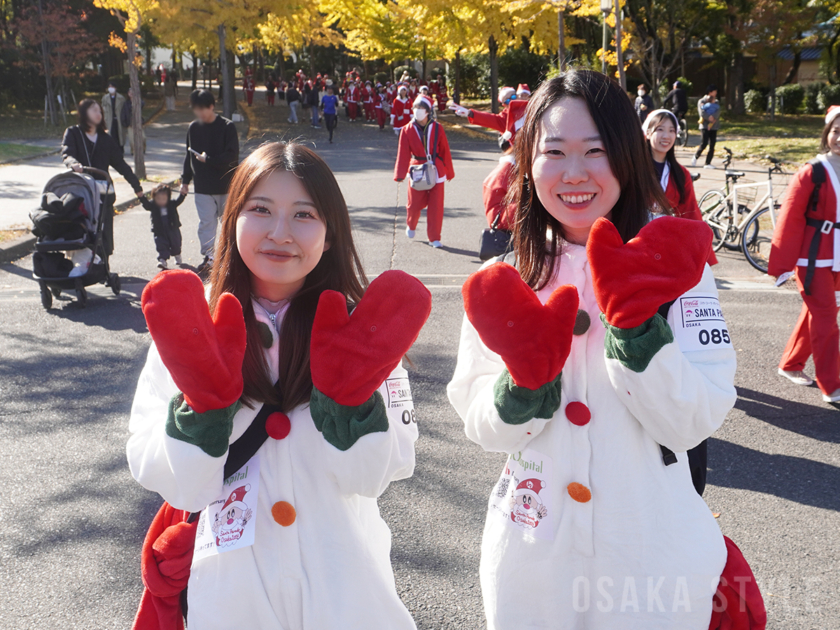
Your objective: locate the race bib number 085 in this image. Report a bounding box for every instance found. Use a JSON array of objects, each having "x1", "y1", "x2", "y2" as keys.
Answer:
[{"x1": 673, "y1": 294, "x2": 733, "y2": 352}]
